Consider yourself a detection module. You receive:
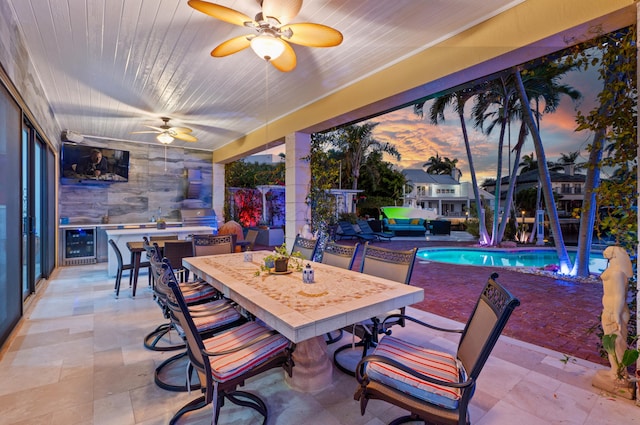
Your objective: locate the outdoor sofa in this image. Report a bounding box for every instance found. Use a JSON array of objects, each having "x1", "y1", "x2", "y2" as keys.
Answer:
[{"x1": 382, "y1": 217, "x2": 427, "y2": 236}]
